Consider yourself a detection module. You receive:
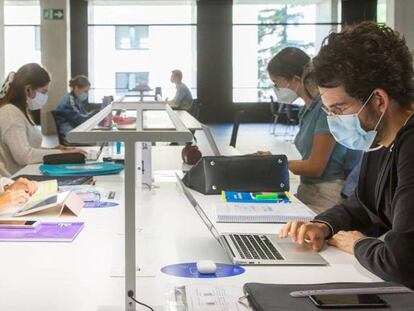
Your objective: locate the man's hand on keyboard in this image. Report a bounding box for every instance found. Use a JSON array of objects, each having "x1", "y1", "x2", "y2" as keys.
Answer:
[{"x1": 279, "y1": 221, "x2": 330, "y2": 251}]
